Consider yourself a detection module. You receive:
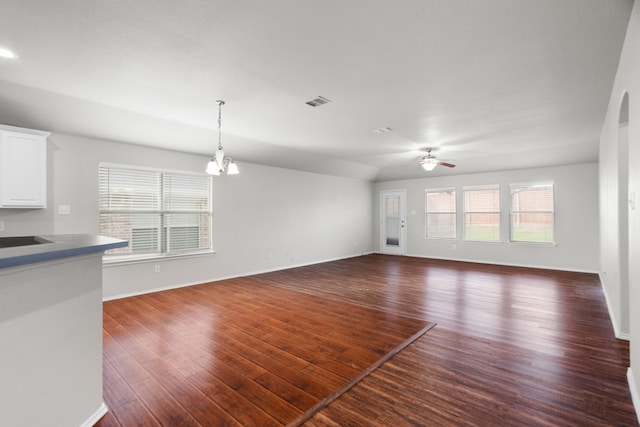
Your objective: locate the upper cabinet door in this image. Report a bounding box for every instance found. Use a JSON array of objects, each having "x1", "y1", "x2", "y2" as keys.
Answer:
[{"x1": 0, "y1": 125, "x2": 49, "y2": 209}]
